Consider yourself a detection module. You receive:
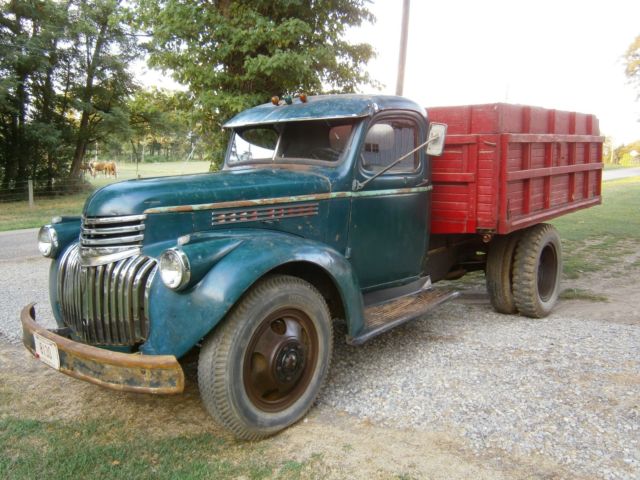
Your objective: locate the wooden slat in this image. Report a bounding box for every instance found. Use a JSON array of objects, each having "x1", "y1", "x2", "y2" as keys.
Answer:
[
  {"x1": 506, "y1": 133, "x2": 604, "y2": 143},
  {"x1": 506, "y1": 162, "x2": 603, "y2": 181}
]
